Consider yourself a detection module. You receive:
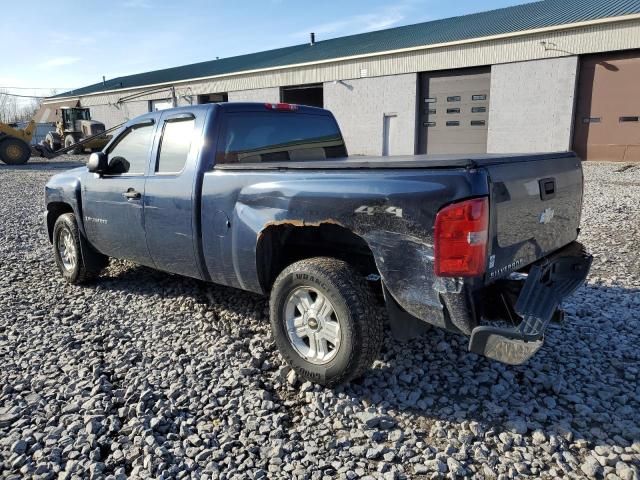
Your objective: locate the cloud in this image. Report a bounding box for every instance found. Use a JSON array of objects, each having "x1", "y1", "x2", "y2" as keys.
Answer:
[
  {"x1": 292, "y1": 1, "x2": 428, "y2": 41},
  {"x1": 39, "y1": 57, "x2": 81, "y2": 68}
]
